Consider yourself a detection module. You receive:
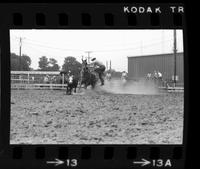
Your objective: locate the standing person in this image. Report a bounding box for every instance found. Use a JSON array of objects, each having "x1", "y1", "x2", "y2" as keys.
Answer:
[
  {"x1": 121, "y1": 71, "x2": 128, "y2": 85},
  {"x1": 90, "y1": 58, "x2": 106, "y2": 86},
  {"x1": 146, "y1": 72, "x2": 152, "y2": 81},
  {"x1": 44, "y1": 75, "x2": 49, "y2": 84},
  {"x1": 121, "y1": 71, "x2": 128, "y2": 80},
  {"x1": 153, "y1": 70, "x2": 158, "y2": 85},
  {"x1": 157, "y1": 71, "x2": 163, "y2": 86},
  {"x1": 106, "y1": 71, "x2": 112, "y2": 81}
]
